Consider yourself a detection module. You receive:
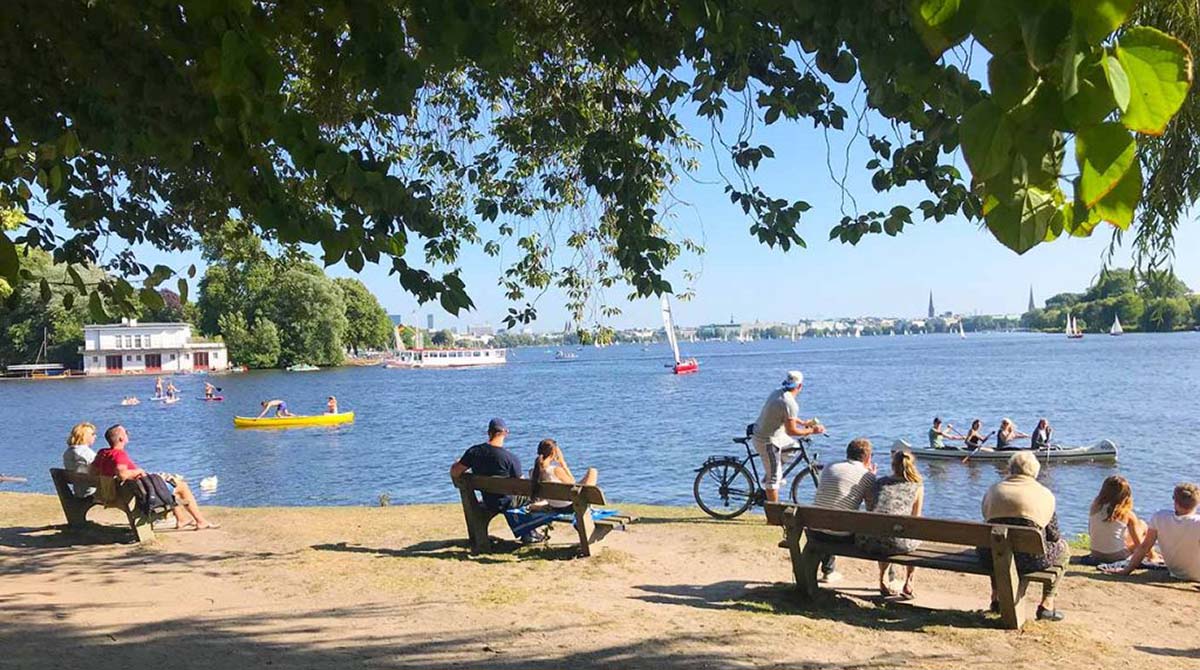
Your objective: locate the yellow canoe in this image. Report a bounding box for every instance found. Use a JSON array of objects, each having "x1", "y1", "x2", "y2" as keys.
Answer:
[{"x1": 233, "y1": 411, "x2": 355, "y2": 428}]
